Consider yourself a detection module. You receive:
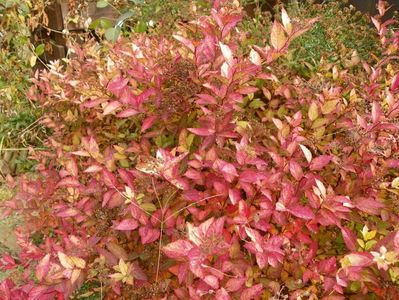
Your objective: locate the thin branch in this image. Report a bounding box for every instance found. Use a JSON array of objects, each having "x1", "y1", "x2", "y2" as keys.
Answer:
[{"x1": 165, "y1": 193, "x2": 224, "y2": 222}]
